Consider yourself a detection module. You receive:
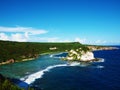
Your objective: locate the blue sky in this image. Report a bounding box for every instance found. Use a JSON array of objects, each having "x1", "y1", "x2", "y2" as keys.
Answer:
[{"x1": 0, "y1": 0, "x2": 120, "y2": 45}]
